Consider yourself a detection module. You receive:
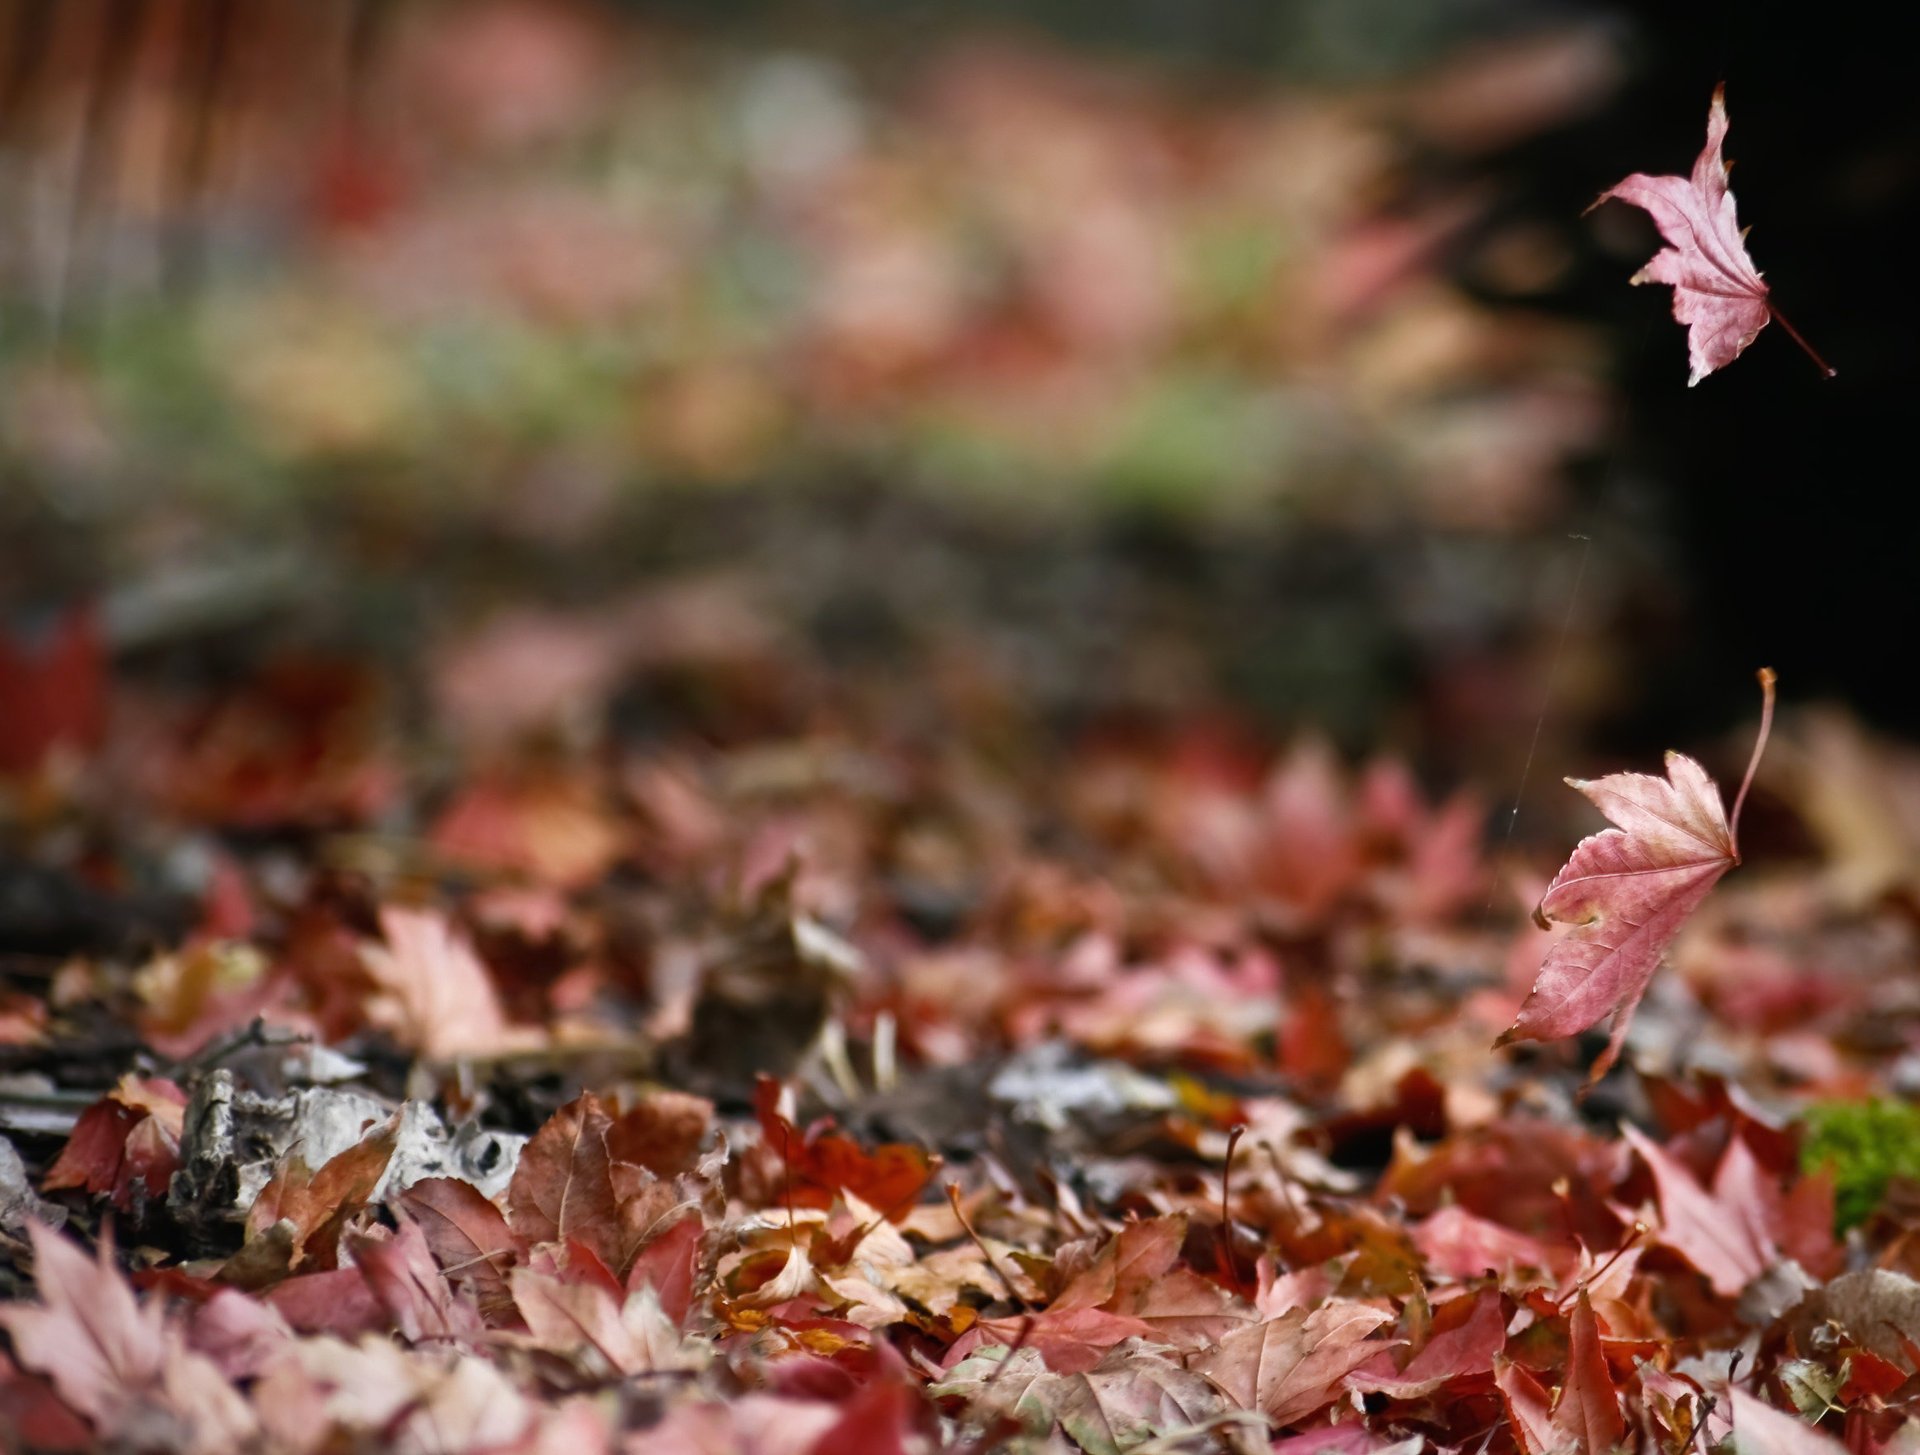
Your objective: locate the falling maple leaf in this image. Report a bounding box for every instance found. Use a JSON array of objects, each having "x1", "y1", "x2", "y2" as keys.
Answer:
[
  {"x1": 1591, "y1": 86, "x2": 1831, "y2": 385},
  {"x1": 1498, "y1": 668, "x2": 1776, "y2": 1083}
]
